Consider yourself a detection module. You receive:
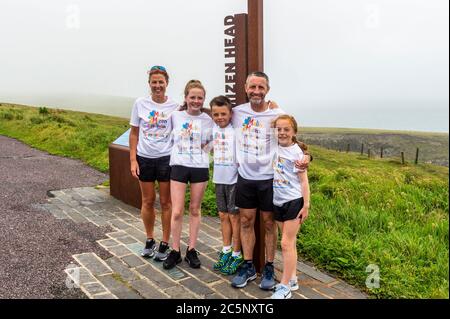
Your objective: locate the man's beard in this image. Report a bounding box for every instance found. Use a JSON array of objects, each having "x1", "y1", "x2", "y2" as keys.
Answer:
[{"x1": 249, "y1": 96, "x2": 264, "y2": 105}]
